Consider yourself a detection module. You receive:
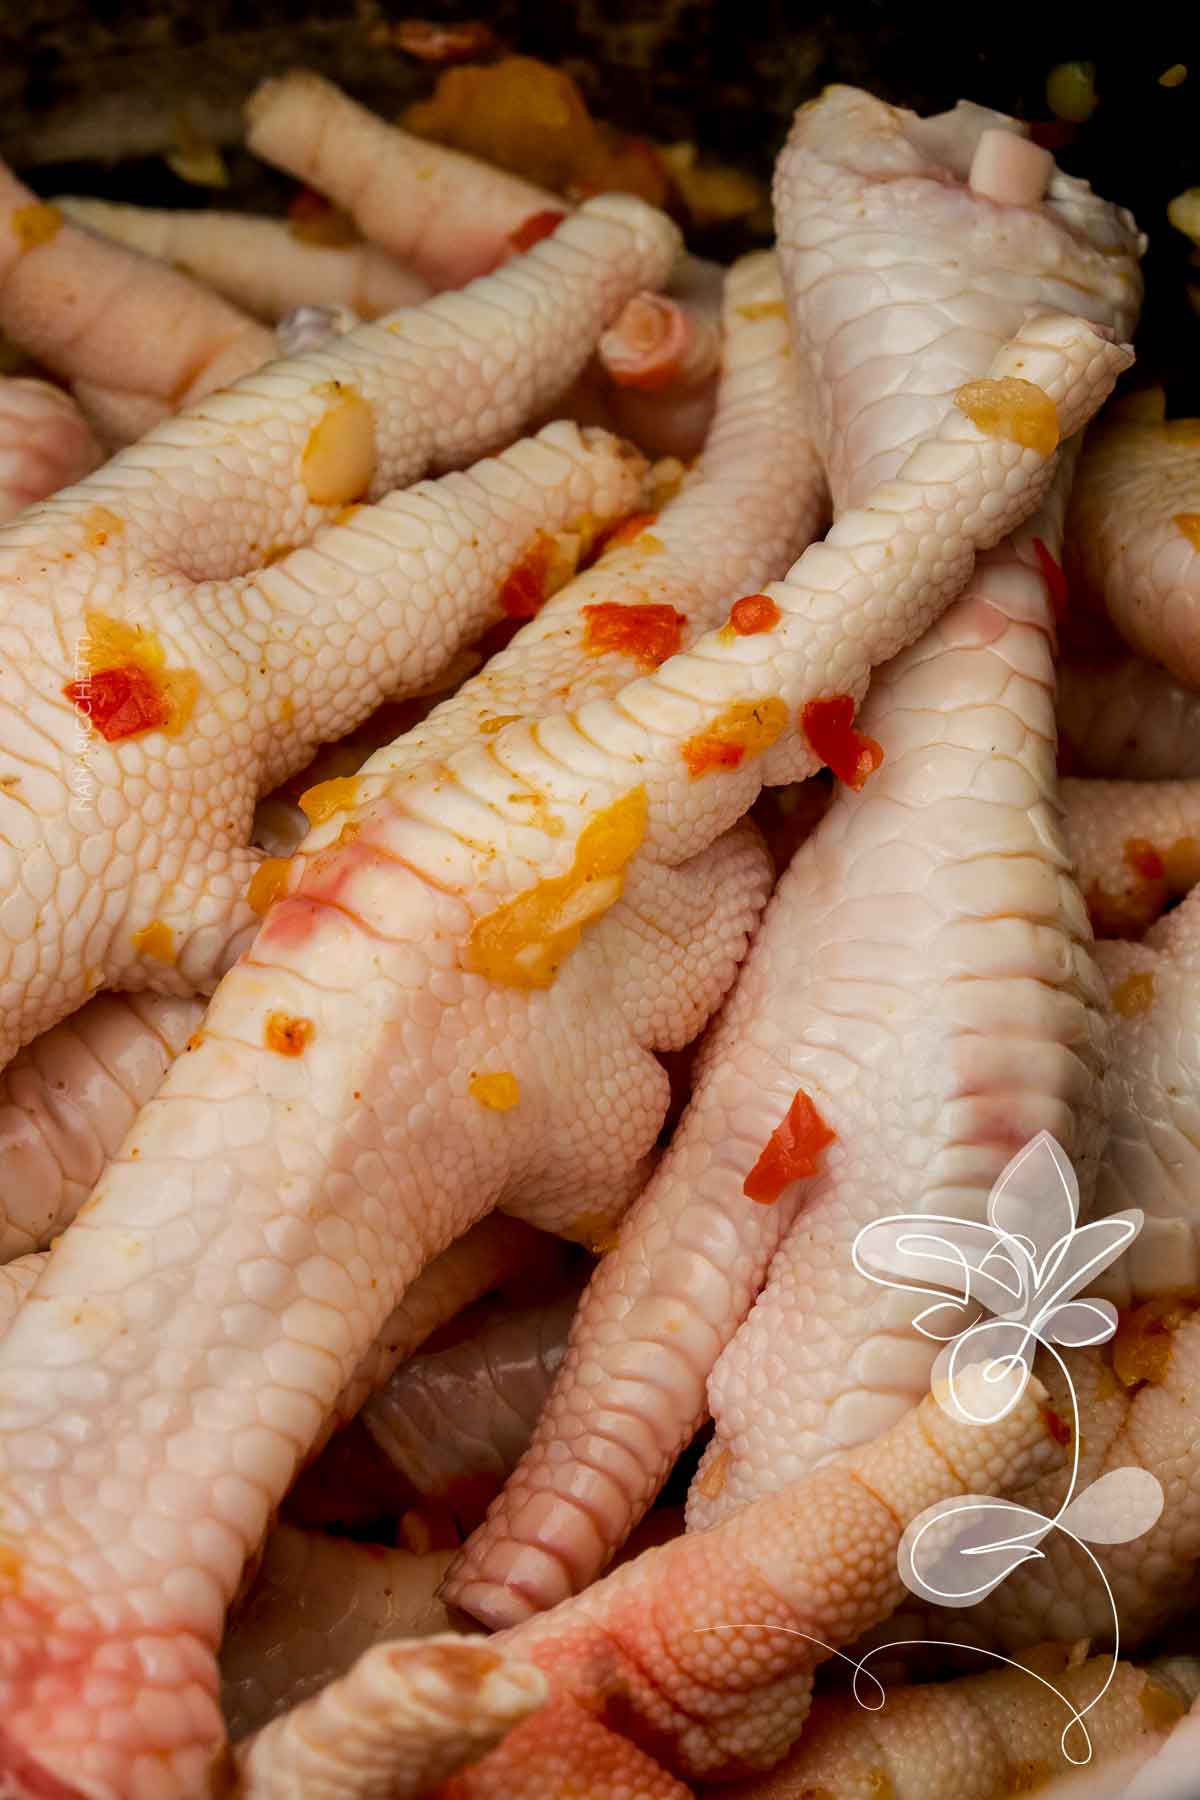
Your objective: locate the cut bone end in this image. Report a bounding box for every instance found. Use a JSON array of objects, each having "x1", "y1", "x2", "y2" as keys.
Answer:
[{"x1": 969, "y1": 129, "x2": 1054, "y2": 207}]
